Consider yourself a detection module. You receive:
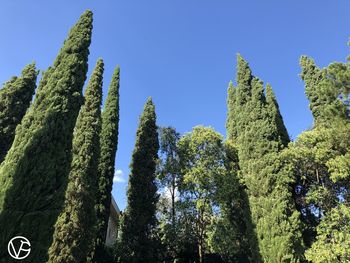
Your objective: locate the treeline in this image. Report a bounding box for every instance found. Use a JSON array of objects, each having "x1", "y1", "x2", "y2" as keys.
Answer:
[{"x1": 0, "y1": 10, "x2": 349, "y2": 263}]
